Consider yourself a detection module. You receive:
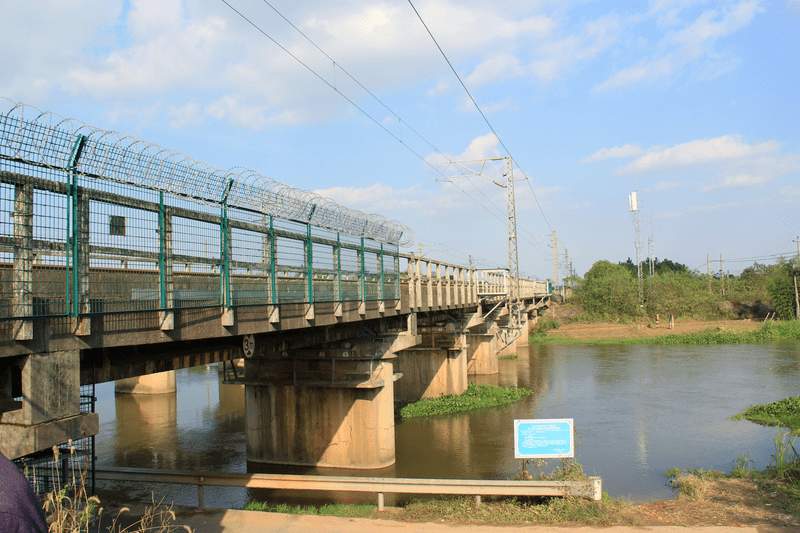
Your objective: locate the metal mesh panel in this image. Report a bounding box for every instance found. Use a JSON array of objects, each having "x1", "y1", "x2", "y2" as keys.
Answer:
[
  {"x1": 0, "y1": 98, "x2": 416, "y2": 323},
  {"x1": 1, "y1": 99, "x2": 414, "y2": 246}
]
